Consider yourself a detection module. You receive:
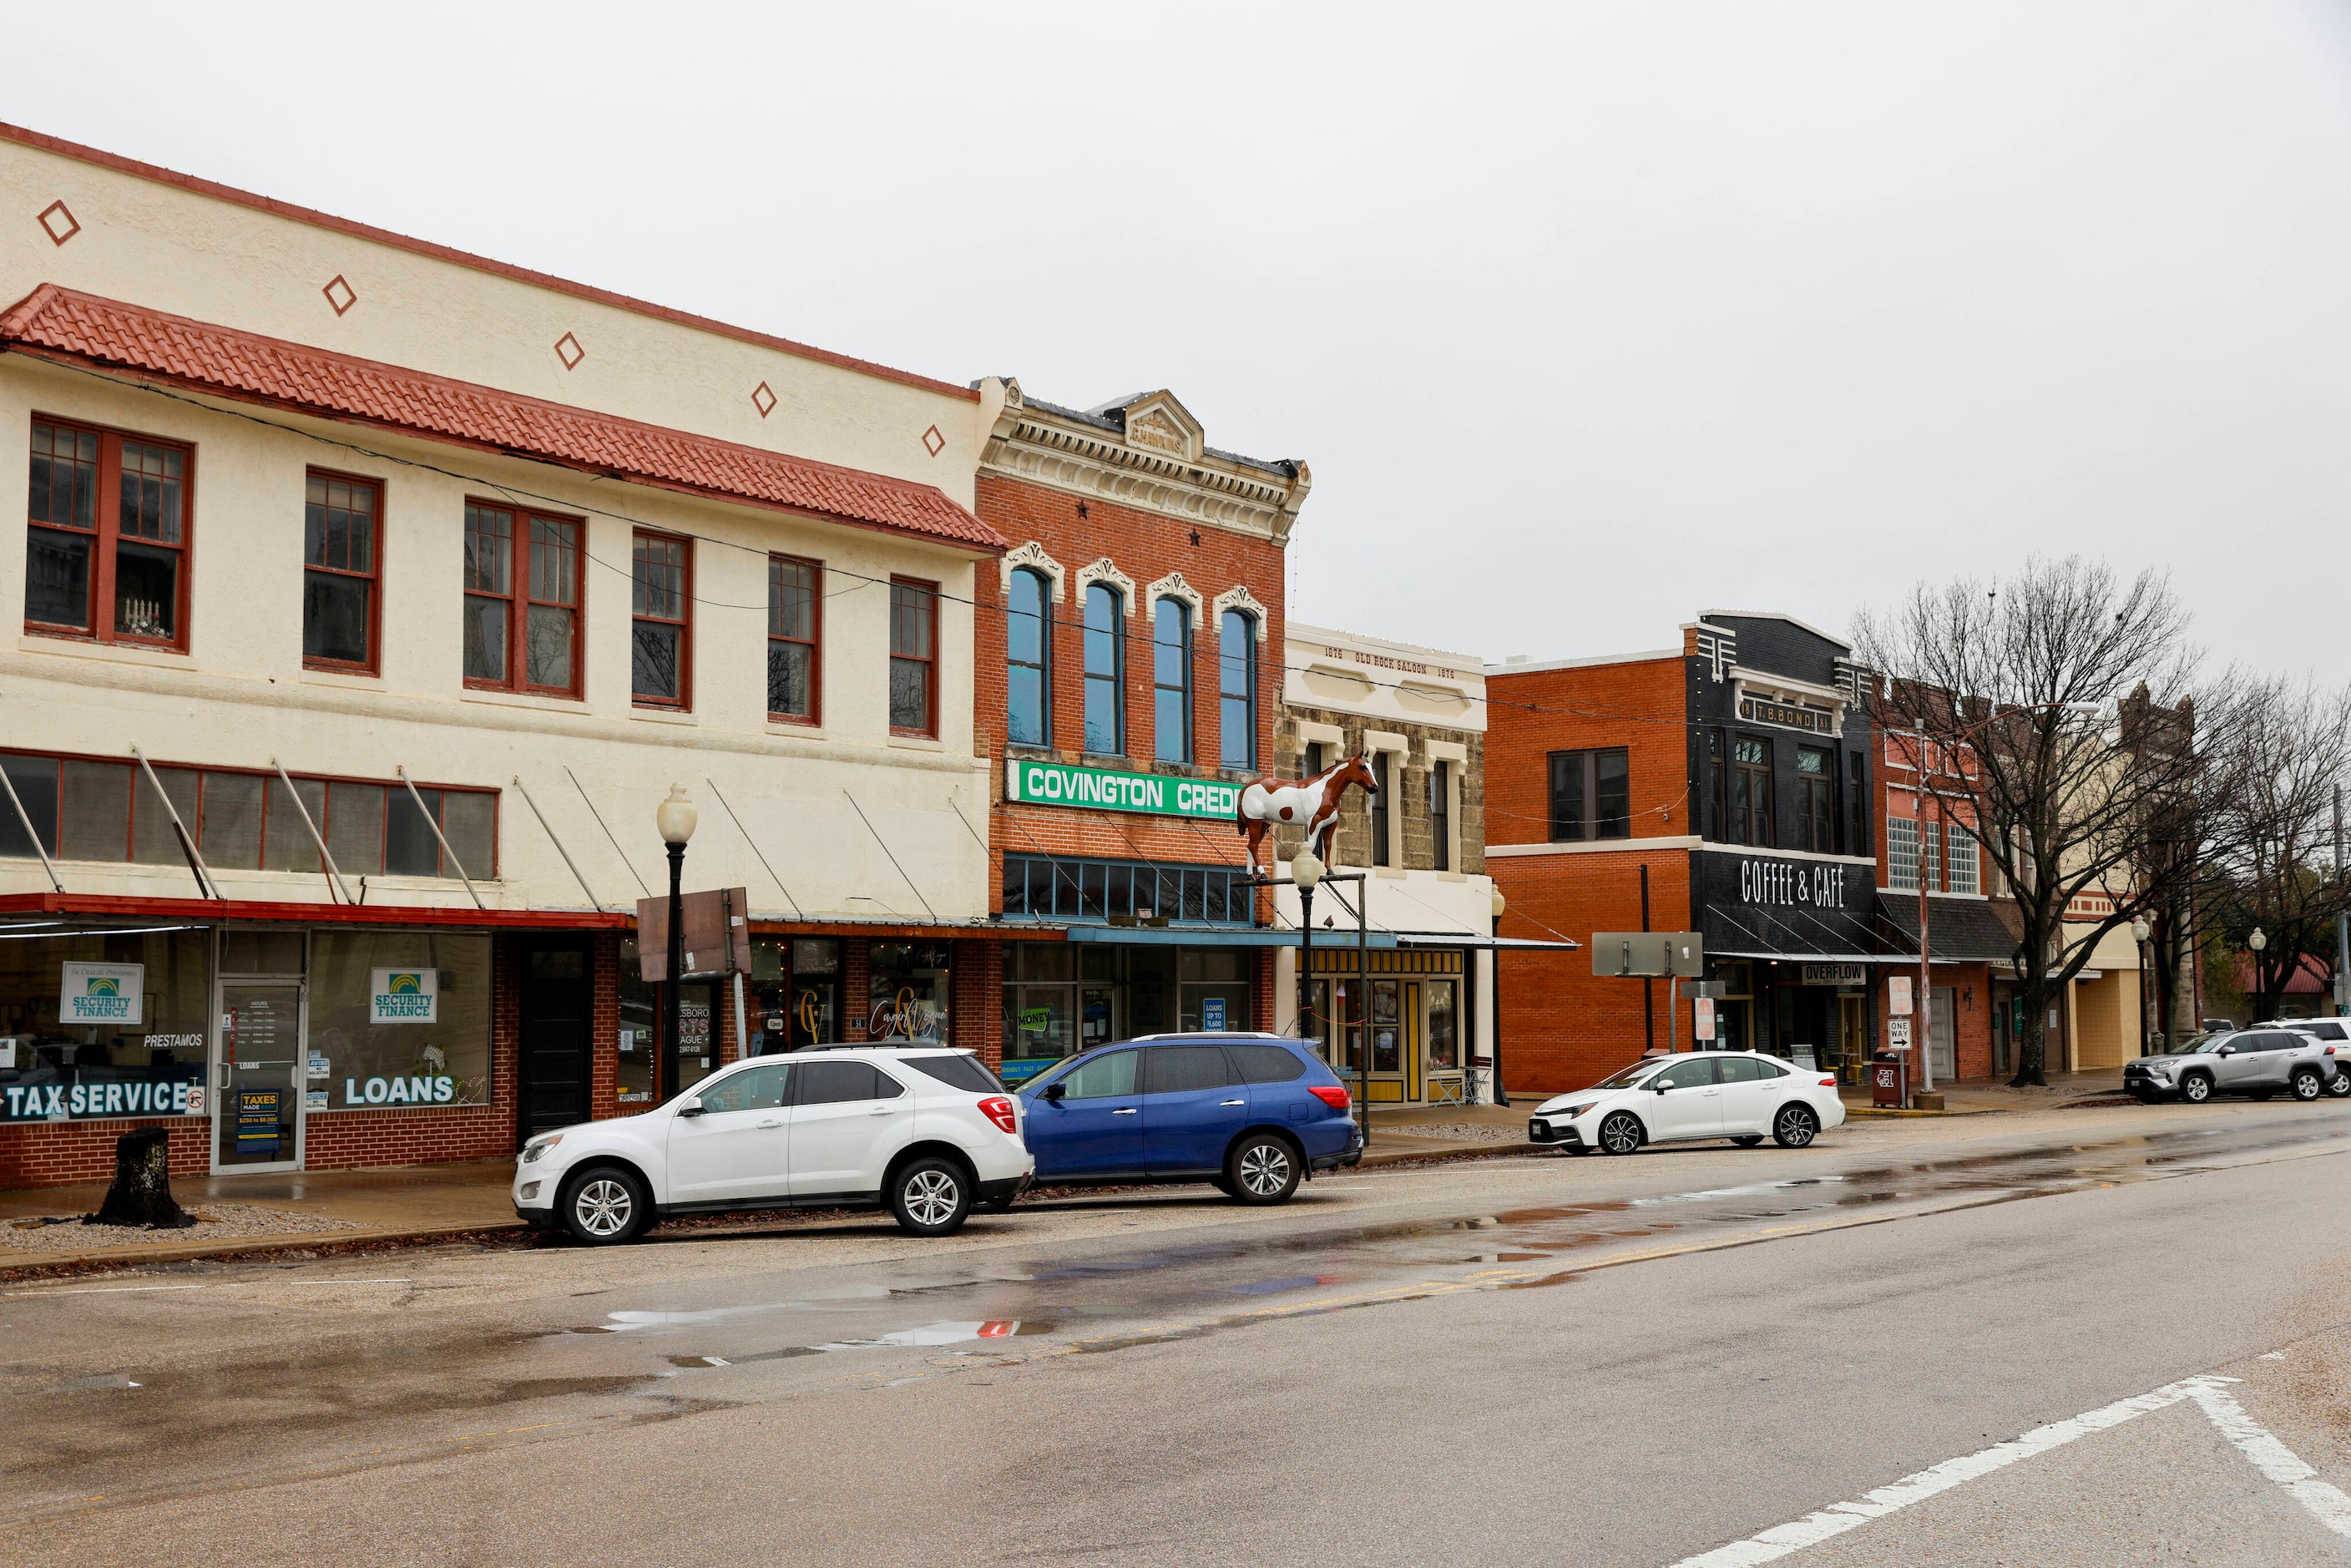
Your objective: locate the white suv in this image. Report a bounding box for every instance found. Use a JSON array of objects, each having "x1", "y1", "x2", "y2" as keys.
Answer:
[{"x1": 511, "y1": 1048, "x2": 1034, "y2": 1244}]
